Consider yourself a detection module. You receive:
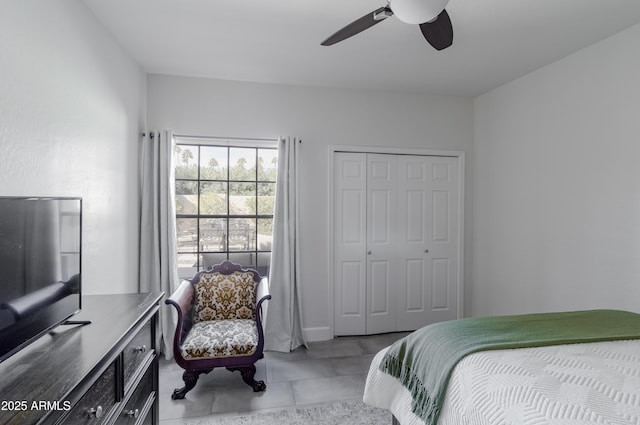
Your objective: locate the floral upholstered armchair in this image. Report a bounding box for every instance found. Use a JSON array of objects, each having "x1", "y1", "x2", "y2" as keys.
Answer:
[{"x1": 165, "y1": 260, "x2": 271, "y2": 400}]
